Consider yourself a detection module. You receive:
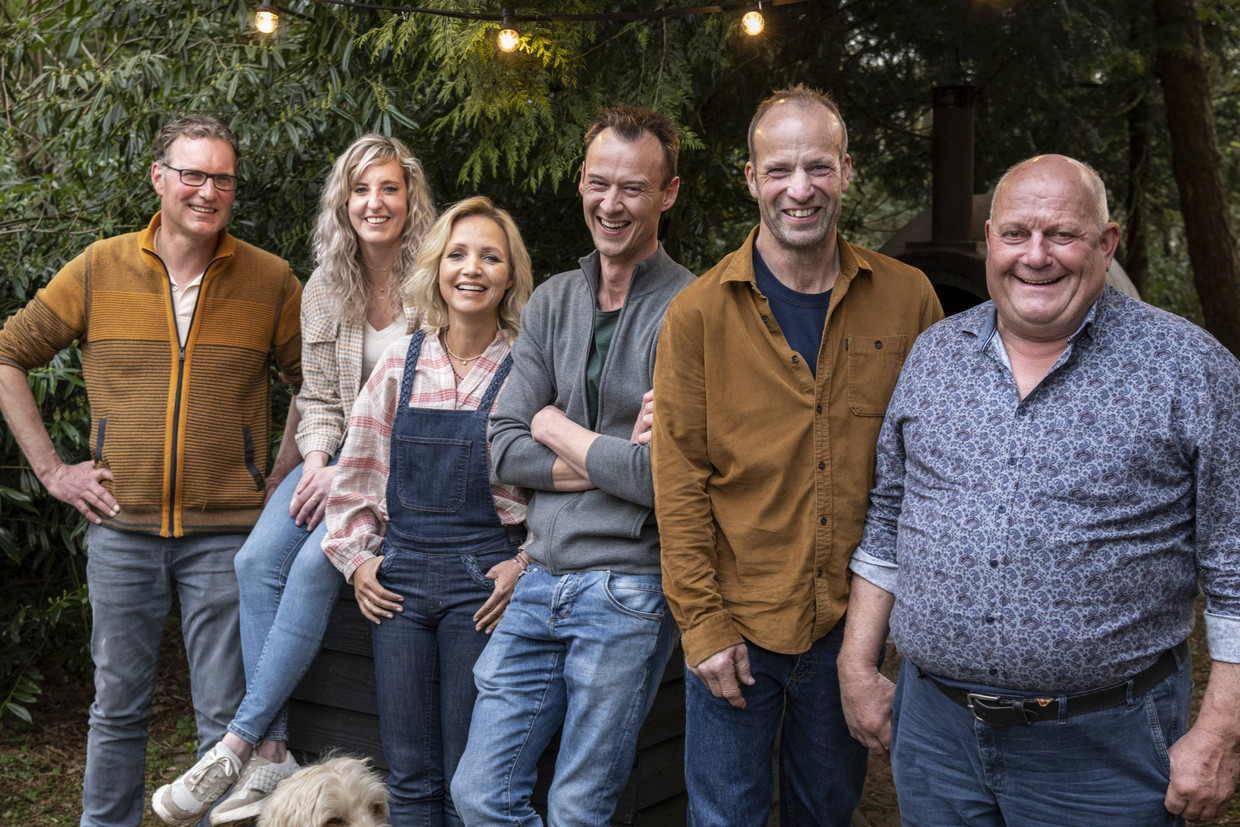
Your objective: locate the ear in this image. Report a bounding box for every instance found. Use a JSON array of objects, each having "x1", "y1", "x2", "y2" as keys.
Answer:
[
  {"x1": 744, "y1": 161, "x2": 758, "y2": 201},
  {"x1": 577, "y1": 162, "x2": 587, "y2": 197},
  {"x1": 151, "y1": 162, "x2": 165, "y2": 196},
  {"x1": 840, "y1": 153, "x2": 852, "y2": 193},
  {"x1": 1099, "y1": 221, "x2": 1120, "y2": 269},
  {"x1": 983, "y1": 219, "x2": 994, "y2": 253},
  {"x1": 660, "y1": 176, "x2": 680, "y2": 213}
]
